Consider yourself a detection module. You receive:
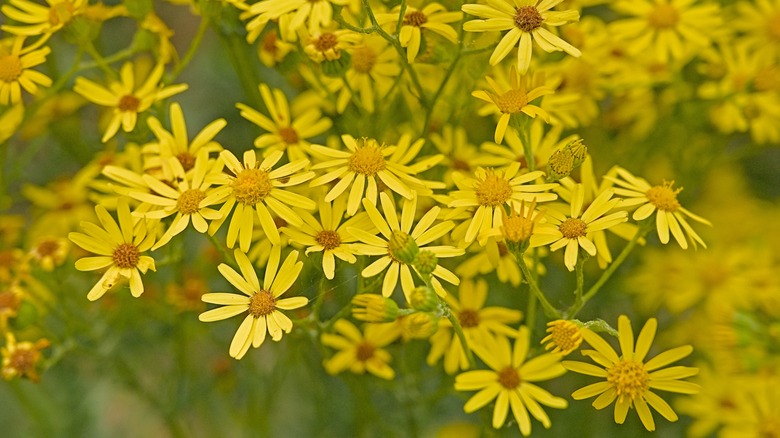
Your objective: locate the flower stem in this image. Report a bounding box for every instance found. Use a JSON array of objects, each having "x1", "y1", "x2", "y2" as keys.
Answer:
[{"x1": 517, "y1": 256, "x2": 560, "y2": 319}]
